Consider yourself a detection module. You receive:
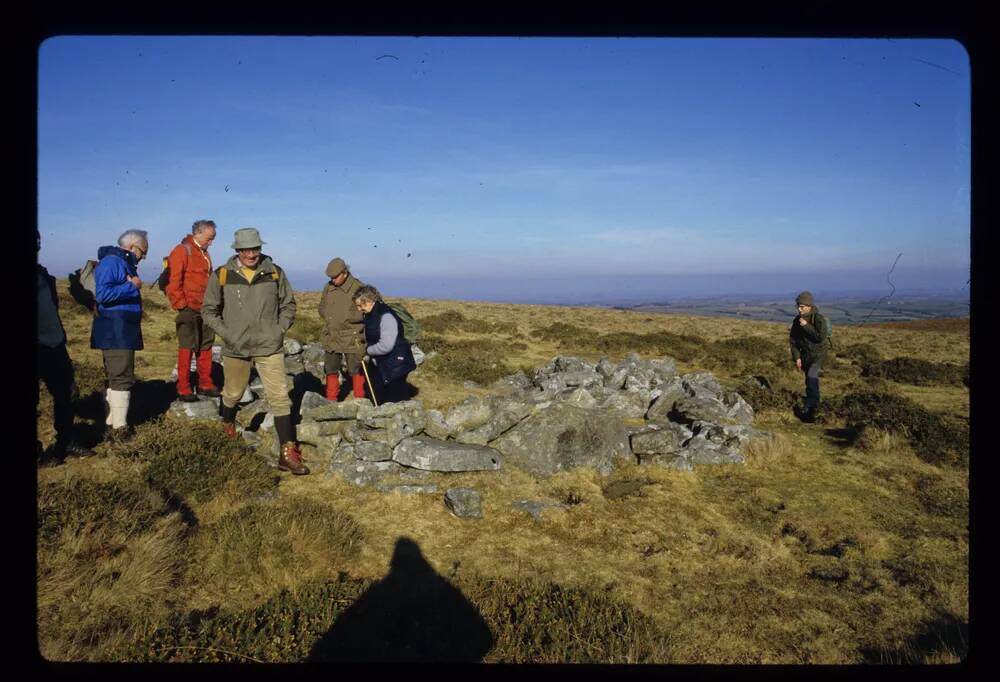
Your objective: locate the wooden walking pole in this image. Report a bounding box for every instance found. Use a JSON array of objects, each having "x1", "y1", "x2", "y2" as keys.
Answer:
[{"x1": 361, "y1": 357, "x2": 379, "y2": 407}]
